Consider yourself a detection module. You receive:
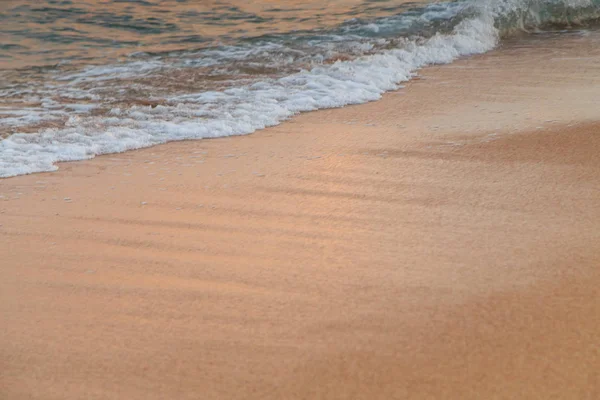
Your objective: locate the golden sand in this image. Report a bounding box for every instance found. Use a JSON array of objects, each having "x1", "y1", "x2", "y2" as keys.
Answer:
[{"x1": 1, "y1": 32, "x2": 599, "y2": 399}]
